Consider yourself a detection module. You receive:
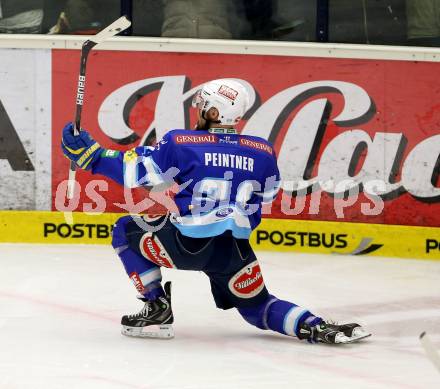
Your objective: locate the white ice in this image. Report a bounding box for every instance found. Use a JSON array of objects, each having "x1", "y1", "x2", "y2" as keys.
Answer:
[{"x1": 0, "y1": 243, "x2": 439, "y2": 389}]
